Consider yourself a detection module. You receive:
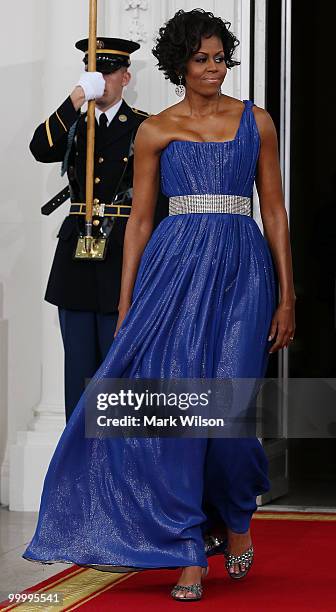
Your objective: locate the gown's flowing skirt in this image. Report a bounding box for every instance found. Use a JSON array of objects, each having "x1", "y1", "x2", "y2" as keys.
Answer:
[{"x1": 23, "y1": 212, "x2": 276, "y2": 570}]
